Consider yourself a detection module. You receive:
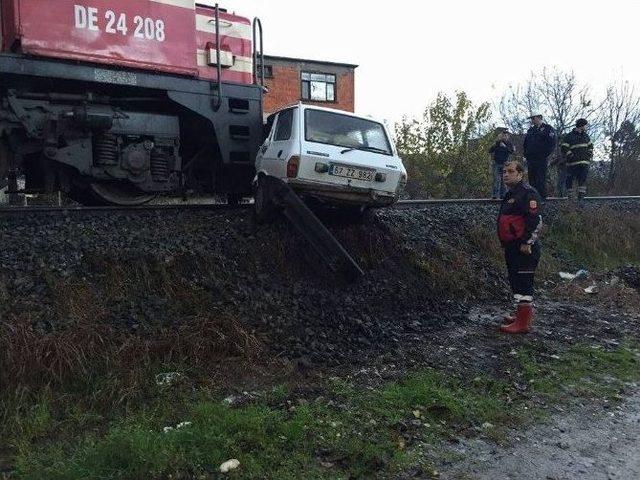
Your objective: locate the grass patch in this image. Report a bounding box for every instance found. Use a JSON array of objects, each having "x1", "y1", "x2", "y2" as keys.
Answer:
[
  {"x1": 415, "y1": 252, "x2": 472, "y2": 297},
  {"x1": 11, "y1": 369, "x2": 514, "y2": 480},
  {"x1": 451, "y1": 206, "x2": 640, "y2": 283},
  {"x1": 7, "y1": 342, "x2": 640, "y2": 479},
  {"x1": 546, "y1": 206, "x2": 640, "y2": 269},
  {"x1": 466, "y1": 224, "x2": 503, "y2": 267},
  {"x1": 518, "y1": 341, "x2": 640, "y2": 399}
]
